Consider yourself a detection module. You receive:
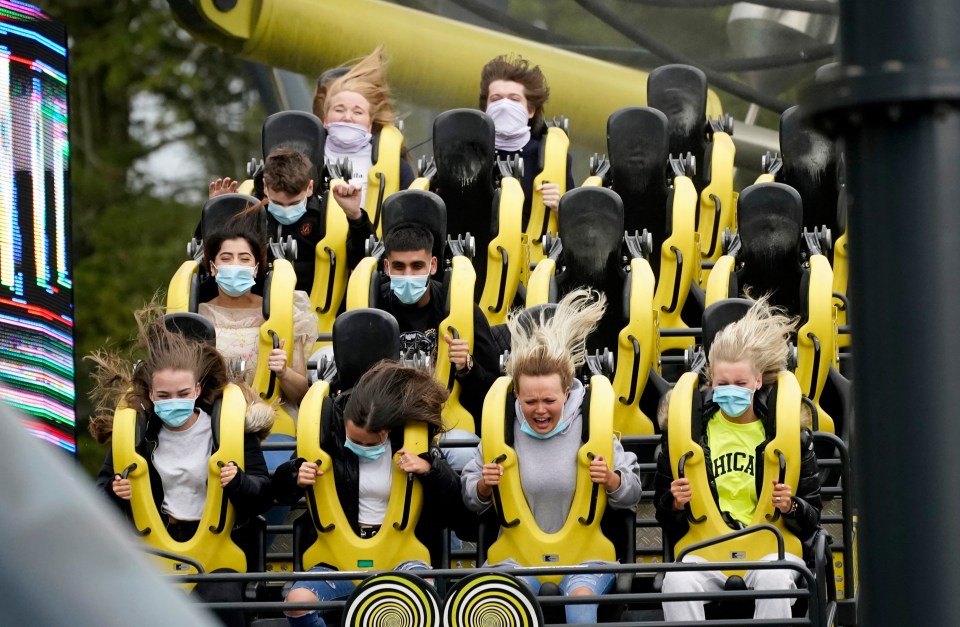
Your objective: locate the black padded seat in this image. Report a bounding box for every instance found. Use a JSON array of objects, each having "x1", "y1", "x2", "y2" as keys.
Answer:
[
  {"x1": 332, "y1": 308, "x2": 400, "y2": 392},
  {"x1": 778, "y1": 105, "x2": 839, "y2": 233},
  {"x1": 734, "y1": 183, "x2": 804, "y2": 316},
  {"x1": 261, "y1": 110, "x2": 326, "y2": 191},
  {"x1": 647, "y1": 64, "x2": 708, "y2": 188}
]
